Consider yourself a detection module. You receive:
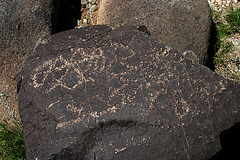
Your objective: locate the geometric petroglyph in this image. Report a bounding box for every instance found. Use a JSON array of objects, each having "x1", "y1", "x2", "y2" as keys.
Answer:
[
  {"x1": 30, "y1": 47, "x2": 106, "y2": 93},
  {"x1": 29, "y1": 39, "x2": 223, "y2": 133},
  {"x1": 50, "y1": 47, "x2": 201, "y2": 130},
  {"x1": 30, "y1": 42, "x2": 181, "y2": 130}
]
